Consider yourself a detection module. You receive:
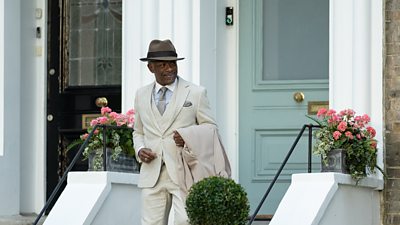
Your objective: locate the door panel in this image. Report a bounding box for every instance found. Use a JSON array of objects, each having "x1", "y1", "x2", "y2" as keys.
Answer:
[
  {"x1": 239, "y1": 0, "x2": 329, "y2": 214},
  {"x1": 46, "y1": 0, "x2": 122, "y2": 211}
]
